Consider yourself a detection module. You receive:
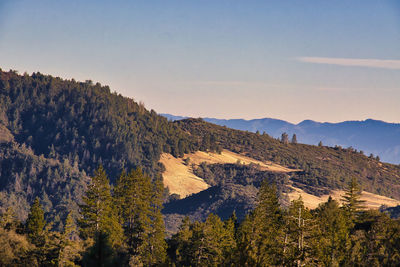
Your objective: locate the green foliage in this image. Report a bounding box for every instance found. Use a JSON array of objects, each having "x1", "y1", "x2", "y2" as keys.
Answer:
[
  {"x1": 59, "y1": 212, "x2": 82, "y2": 266},
  {"x1": 169, "y1": 214, "x2": 236, "y2": 266},
  {"x1": 0, "y1": 69, "x2": 205, "y2": 182},
  {"x1": 2, "y1": 70, "x2": 400, "y2": 266},
  {"x1": 26, "y1": 197, "x2": 46, "y2": 244},
  {"x1": 312, "y1": 197, "x2": 350, "y2": 266},
  {"x1": 283, "y1": 197, "x2": 315, "y2": 266},
  {"x1": 82, "y1": 231, "x2": 115, "y2": 267},
  {"x1": 115, "y1": 168, "x2": 166, "y2": 265},
  {"x1": 1, "y1": 166, "x2": 400, "y2": 265},
  {"x1": 0, "y1": 141, "x2": 88, "y2": 227},
  {"x1": 79, "y1": 166, "x2": 123, "y2": 248},
  {"x1": 176, "y1": 118, "x2": 400, "y2": 199},
  {"x1": 236, "y1": 181, "x2": 285, "y2": 266},
  {"x1": 341, "y1": 177, "x2": 365, "y2": 223}
]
